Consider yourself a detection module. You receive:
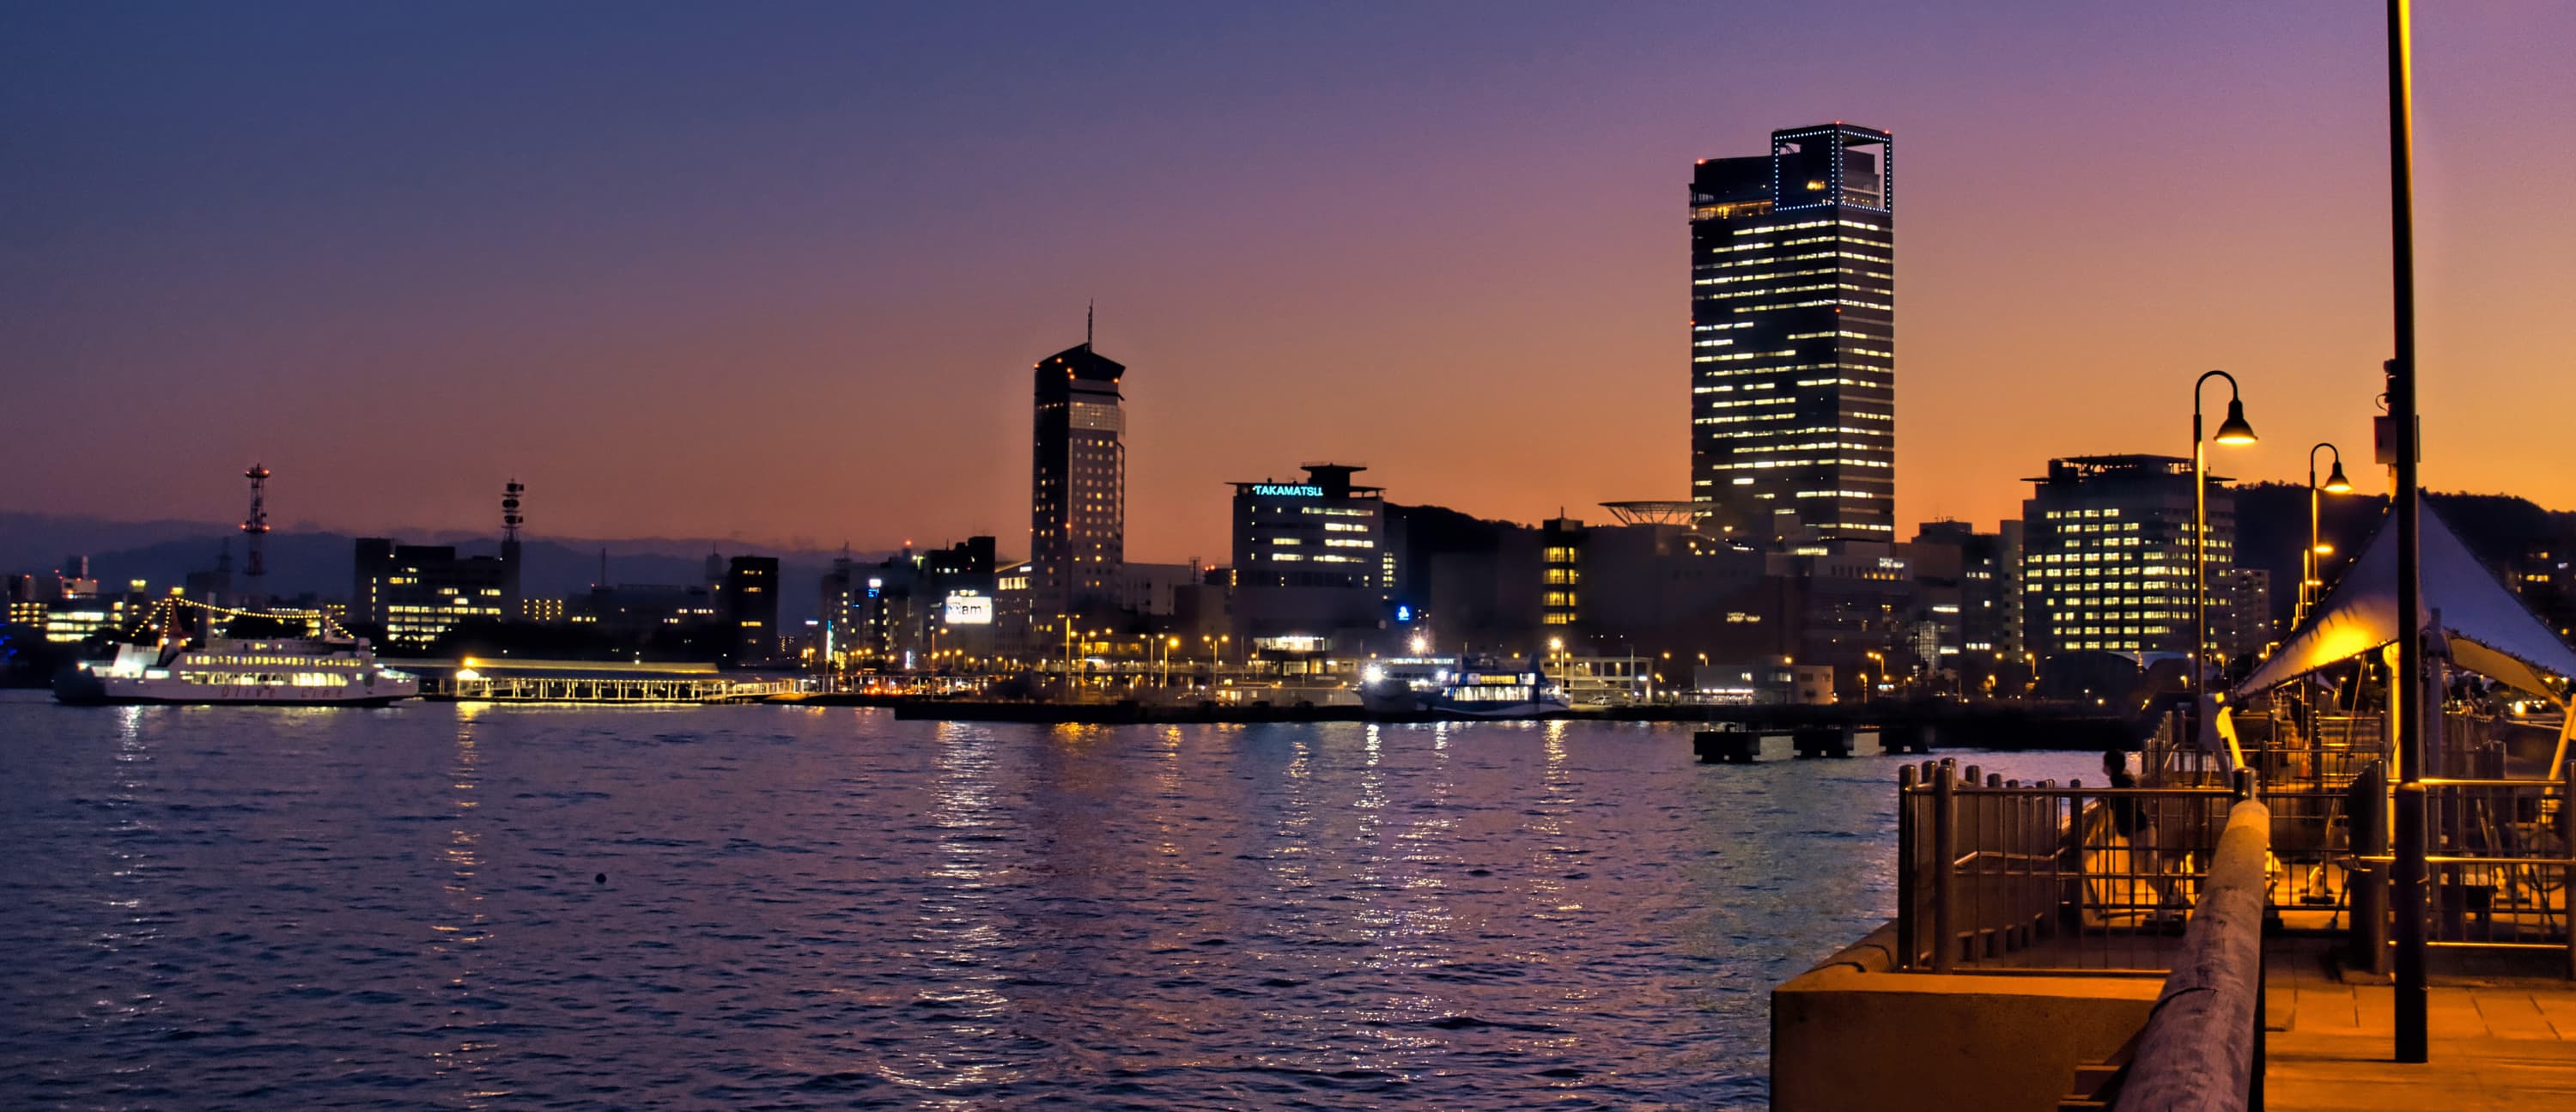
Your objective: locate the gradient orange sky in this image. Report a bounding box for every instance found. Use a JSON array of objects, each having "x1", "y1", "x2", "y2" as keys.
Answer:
[{"x1": 5, "y1": 3, "x2": 2571, "y2": 562}]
